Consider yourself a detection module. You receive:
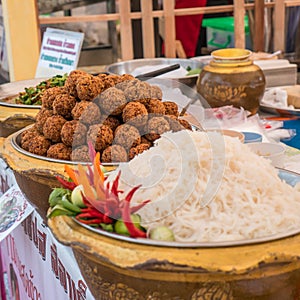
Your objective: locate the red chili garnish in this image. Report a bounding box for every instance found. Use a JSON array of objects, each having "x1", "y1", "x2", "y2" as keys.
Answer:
[
  {"x1": 53, "y1": 143, "x2": 151, "y2": 238},
  {"x1": 56, "y1": 176, "x2": 77, "y2": 191},
  {"x1": 75, "y1": 217, "x2": 103, "y2": 225},
  {"x1": 130, "y1": 200, "x2": 151, "y2": 214},
  {"x1": 122, "y1": 185, "x2": 148, "y2": 238},
  {"x1": 77, "y1": 210, "x2": 104, "y2": 219}
]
